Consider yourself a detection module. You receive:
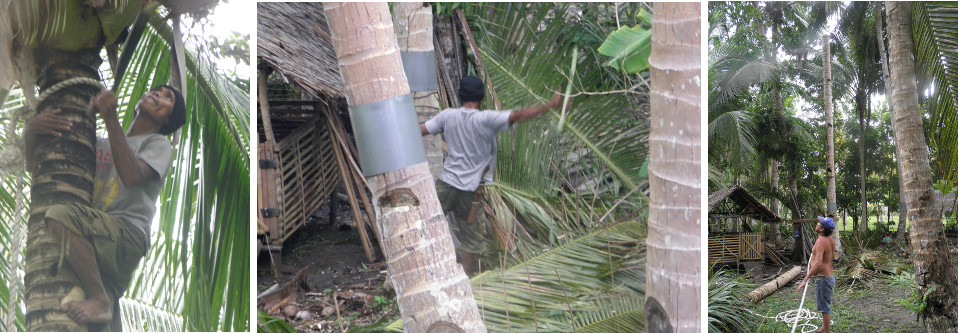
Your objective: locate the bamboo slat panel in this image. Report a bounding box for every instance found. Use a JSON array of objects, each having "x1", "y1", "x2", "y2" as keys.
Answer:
[
  {"x1": 740, "y1": 233, "x2": 763, "y2": 260},
  {"x1": 708, "y1": 235, "x2": 740, "y2": 265},
  {"x1": 268, "y1": 117, "x2": 340, "y2": 244},
  {"x1": 258, "y1": 142, "x2": 281, "y2": 237}
]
